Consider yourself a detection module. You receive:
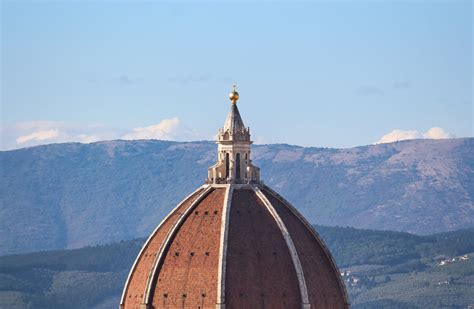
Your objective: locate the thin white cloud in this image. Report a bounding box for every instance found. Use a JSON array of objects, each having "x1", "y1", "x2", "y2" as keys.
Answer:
[
  {"x1": 376, "y1": 129, "x2": 422, "y2": 144},
  {"x1": 122, "y1": 117, "x2": 182, "y2": 140},
  {"x1": 76, "y1": 134, "x2": 103, "y2": 143},
  {"x1": 423, "y1": 127, "x2": 452, "y2": 139},
  {"x1": 16, "y1": 129, "x2": 59, "y2": 144},
  {"x1": 376, "y1": 127, "x2": 453, "y2": 144},
  {"x1": 1, "y1": 118, "x2": 209, "y2": 150},
  {"x1": 122, "y1": 117, "x2": 206, "y2": 141},
  {"x1": 1, "y1": 121, "x2": 123, "y2": 150}
]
